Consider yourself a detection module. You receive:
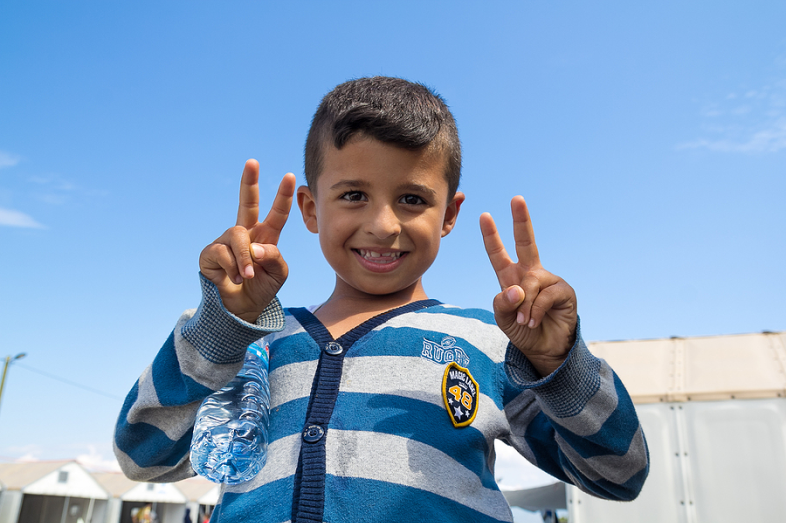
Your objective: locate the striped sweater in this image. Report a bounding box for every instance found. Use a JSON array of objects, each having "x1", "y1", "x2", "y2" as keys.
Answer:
[{"x1": 114, "y1": 275, "x2": 648, "y2": 522}]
